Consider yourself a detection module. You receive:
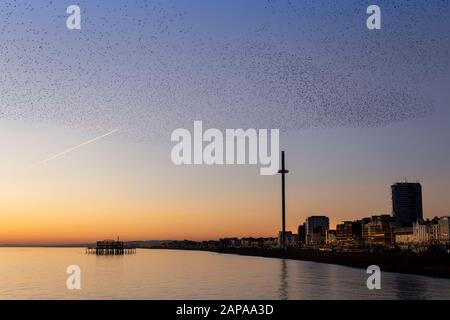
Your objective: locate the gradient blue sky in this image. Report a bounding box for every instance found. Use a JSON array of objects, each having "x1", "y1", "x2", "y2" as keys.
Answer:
[{"x1": 0, "y1": 1, "x2": 449, "y2": 243}]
